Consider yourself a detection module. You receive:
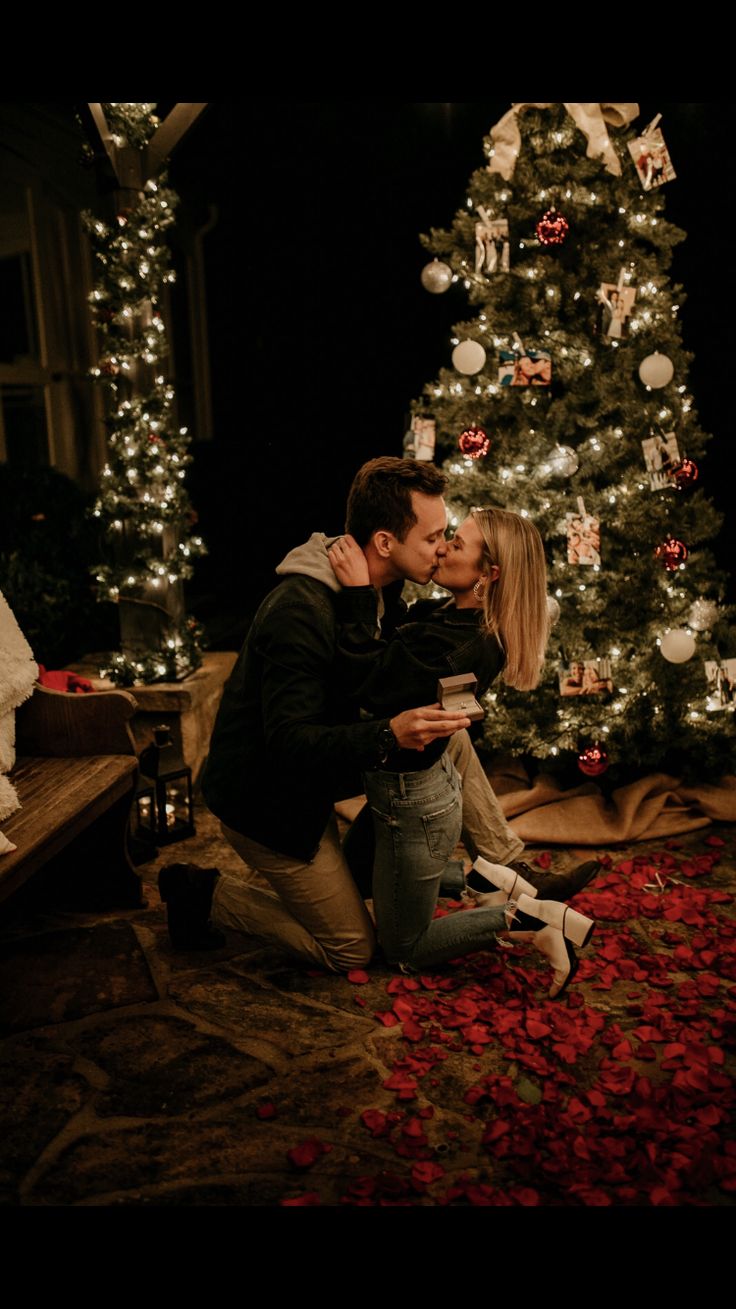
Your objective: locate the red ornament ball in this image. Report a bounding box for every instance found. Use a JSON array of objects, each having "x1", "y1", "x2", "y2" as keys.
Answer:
[
  {"x1": 654, "y1": 536, "x2": 688, "y2": 571},
  {"x1": 577, "y1": 743, "x2": 609, "y2": 777},
  {"x1": 458, "y1": 426, "x2": 491, "y2": 459},
  {"x1": 670, "y1": 457, "x2": 699, "y2": 489},
  {"x1": 536, "y1": 209, "x2": 569, "y2": 246}
]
